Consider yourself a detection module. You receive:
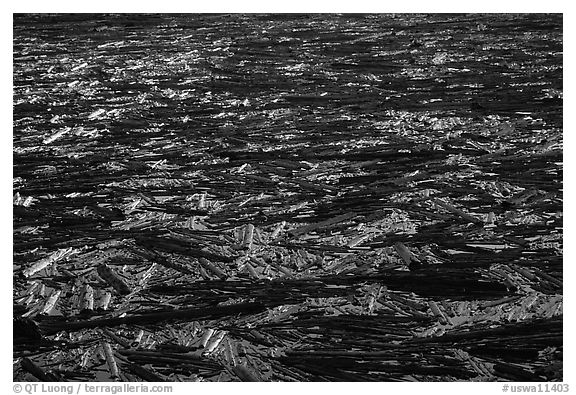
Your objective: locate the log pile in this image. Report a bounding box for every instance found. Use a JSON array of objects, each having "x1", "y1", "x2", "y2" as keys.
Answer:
[{"x1": 13, "y1": 13, "x2": 562, "y2": 382}]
